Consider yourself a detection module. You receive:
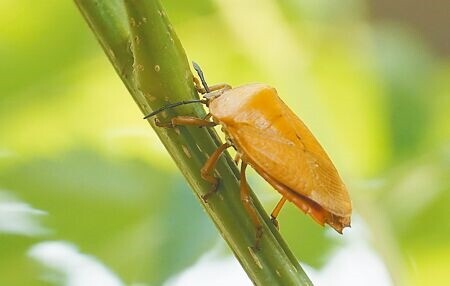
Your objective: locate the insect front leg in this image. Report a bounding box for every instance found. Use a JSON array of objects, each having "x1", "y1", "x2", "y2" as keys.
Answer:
[
  {"x1": 193, "y1": 77, "x2": 232, "y2": 94},
  {"x1": 155, "y1": 116, "x2": 216, "y2": 128},
  {"x1": 200, "y1": 143, "x2": 231, "y2": 202},
  {"x1": 240, "y1": 162, "x2": 263, "y2": 250}
]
